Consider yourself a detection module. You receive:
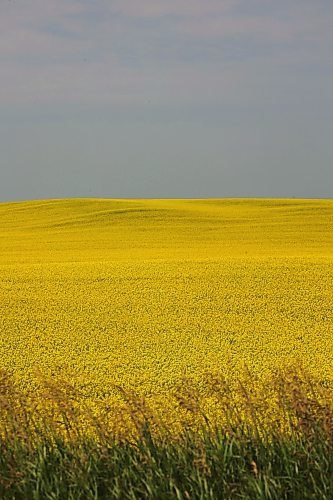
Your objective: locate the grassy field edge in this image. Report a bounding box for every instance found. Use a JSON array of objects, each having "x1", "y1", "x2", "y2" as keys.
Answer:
[{"x1": 1, "y1": 367, "x2": 333, "y2": 499}]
